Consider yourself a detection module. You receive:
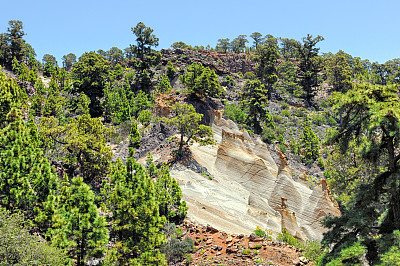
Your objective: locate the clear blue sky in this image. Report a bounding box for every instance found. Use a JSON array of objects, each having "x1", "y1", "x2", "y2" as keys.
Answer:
[{"x1": 1, "y1": 0, "x2": 399, "y2": 64}]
